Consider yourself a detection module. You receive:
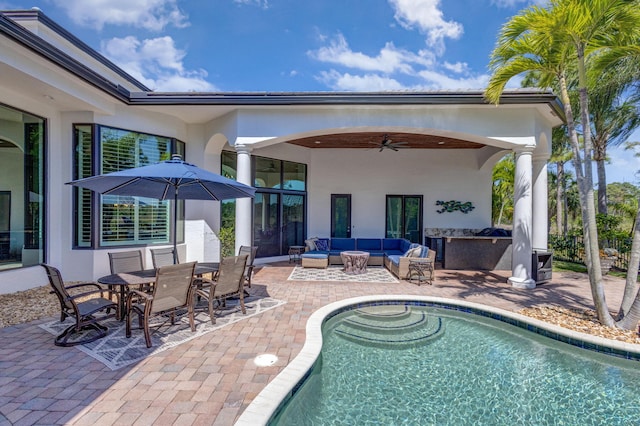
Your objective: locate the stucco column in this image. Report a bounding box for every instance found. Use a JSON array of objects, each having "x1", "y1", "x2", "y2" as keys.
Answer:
[
  {"x1": 508, "y1": 147, "x2": 536, "y2": 289},
  {"x1": 235, "y1": 143, "x2": 253, "y2": 253},
  {"x1": 532, "y1": 153, "x2": 549, "y2": 251}
]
